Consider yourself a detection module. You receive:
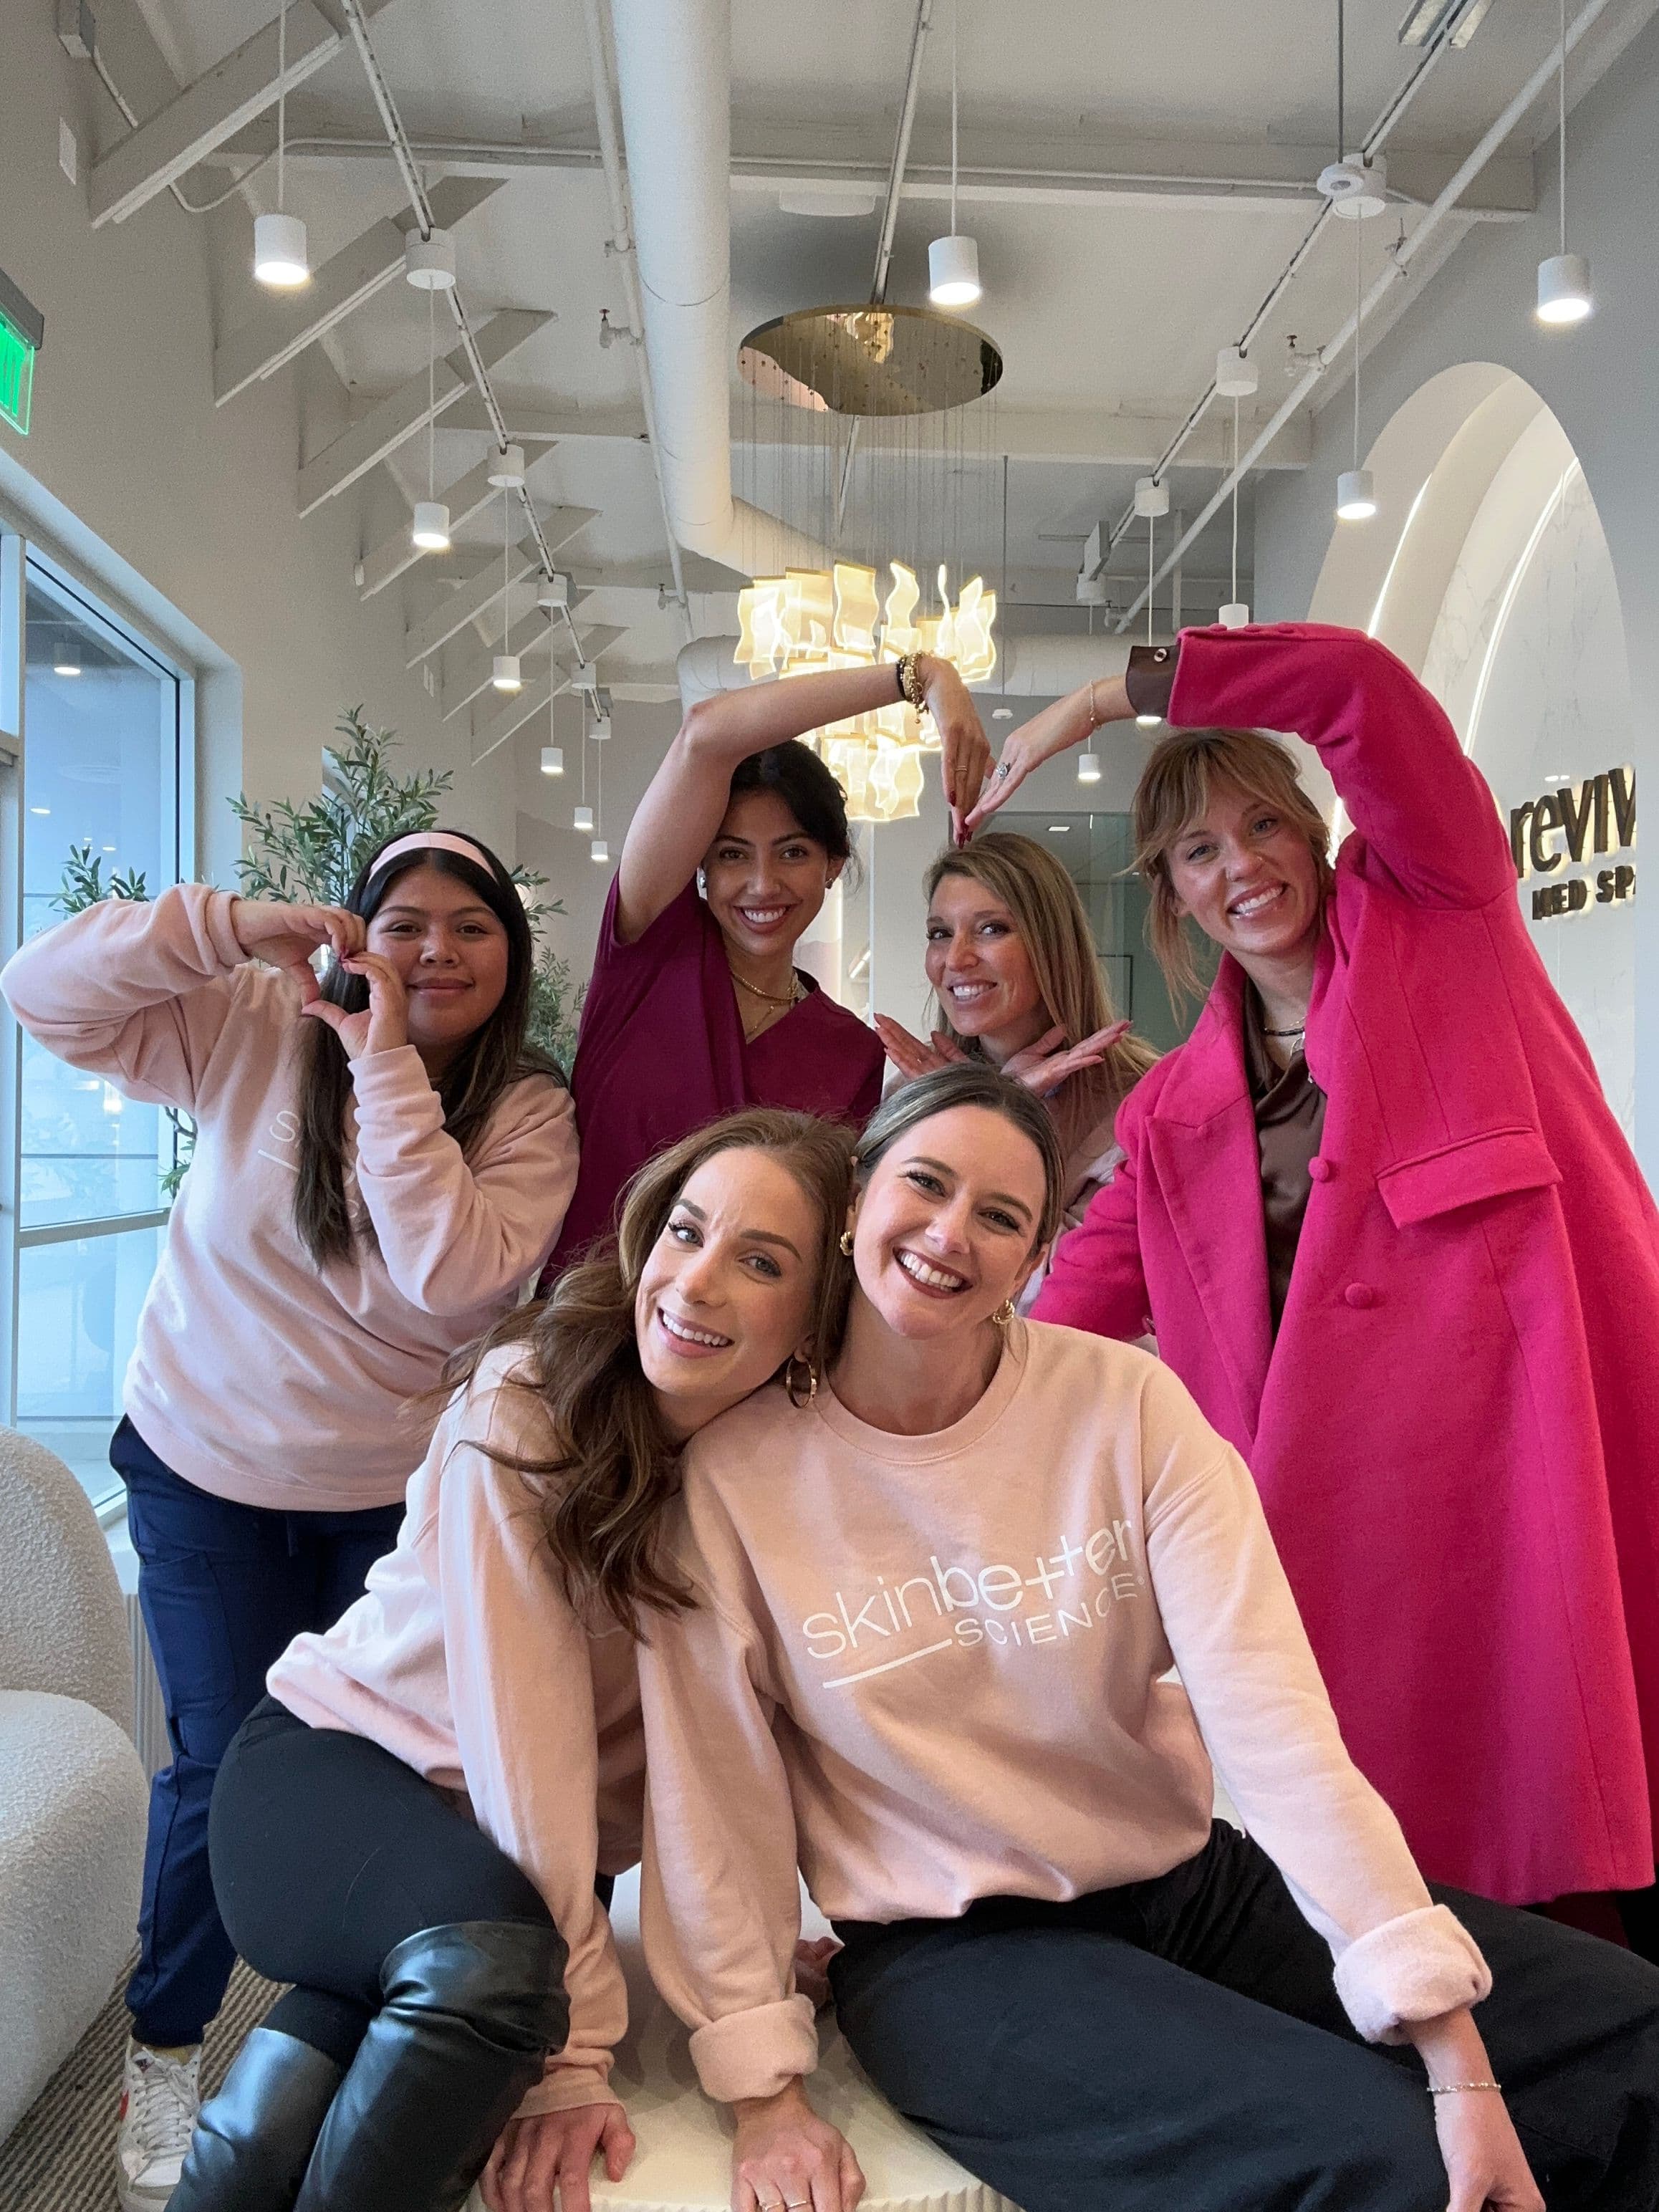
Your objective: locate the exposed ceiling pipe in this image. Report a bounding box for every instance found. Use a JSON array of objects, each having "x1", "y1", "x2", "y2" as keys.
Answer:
[
  {"x1": 577, "y1": 0, "x2": 691, "y2": 636},
  {"x1": 1114, "y1": 0, "x2": 1621, "y2": 634},
  {"x1": 1086, "y1": 1, "x2": 1478, "y2": 585},
  {"x1": 677, "y1": 631, "x2": 1148, "y2": 708},
  {"x1": 607, "y1": 0, "x2": 832, "y2": 578}
]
